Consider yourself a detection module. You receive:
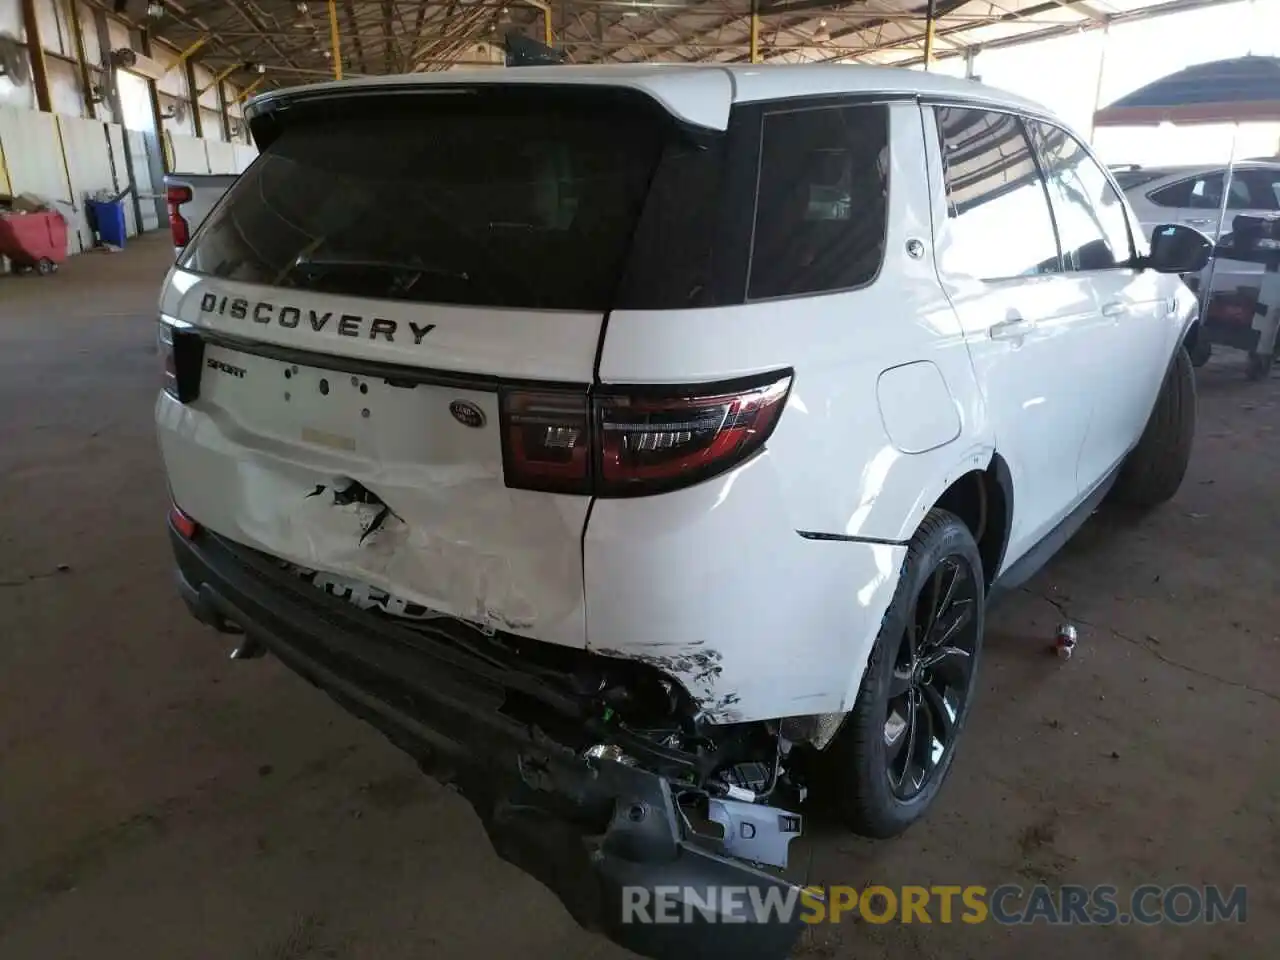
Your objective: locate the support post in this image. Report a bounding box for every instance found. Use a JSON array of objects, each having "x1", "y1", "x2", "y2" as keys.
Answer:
[
  {"x1": 138, "y1": 29, "x2": 169, "y2": 173},
  {"x1": 216, "y1": 78, "x2": 233, "y2": 142},
  {"x1": 328, "y1": 0, "x2": 343, "y2": 80},
  {"x1": 18, "y1": 0, "x2": 52, "y2": 112},
  {"x1": 68, "y1": 0, "x2": 96, "y2": 119},
  {"x1": 185, "y1": 59, "x2": 204, "y2": 138},
  {"x1": 964, "y1": 45, "x2": 977, "y2": 79},
  {"x1": 749, "y1": 0, "x2": 761, "y2": 63},
  {"x1": 1087, "y1": 24, "x2": 1110, "y2": 143},
  {"x1": 923, "y1": 0, "x2": 938, "y2": 70}
]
